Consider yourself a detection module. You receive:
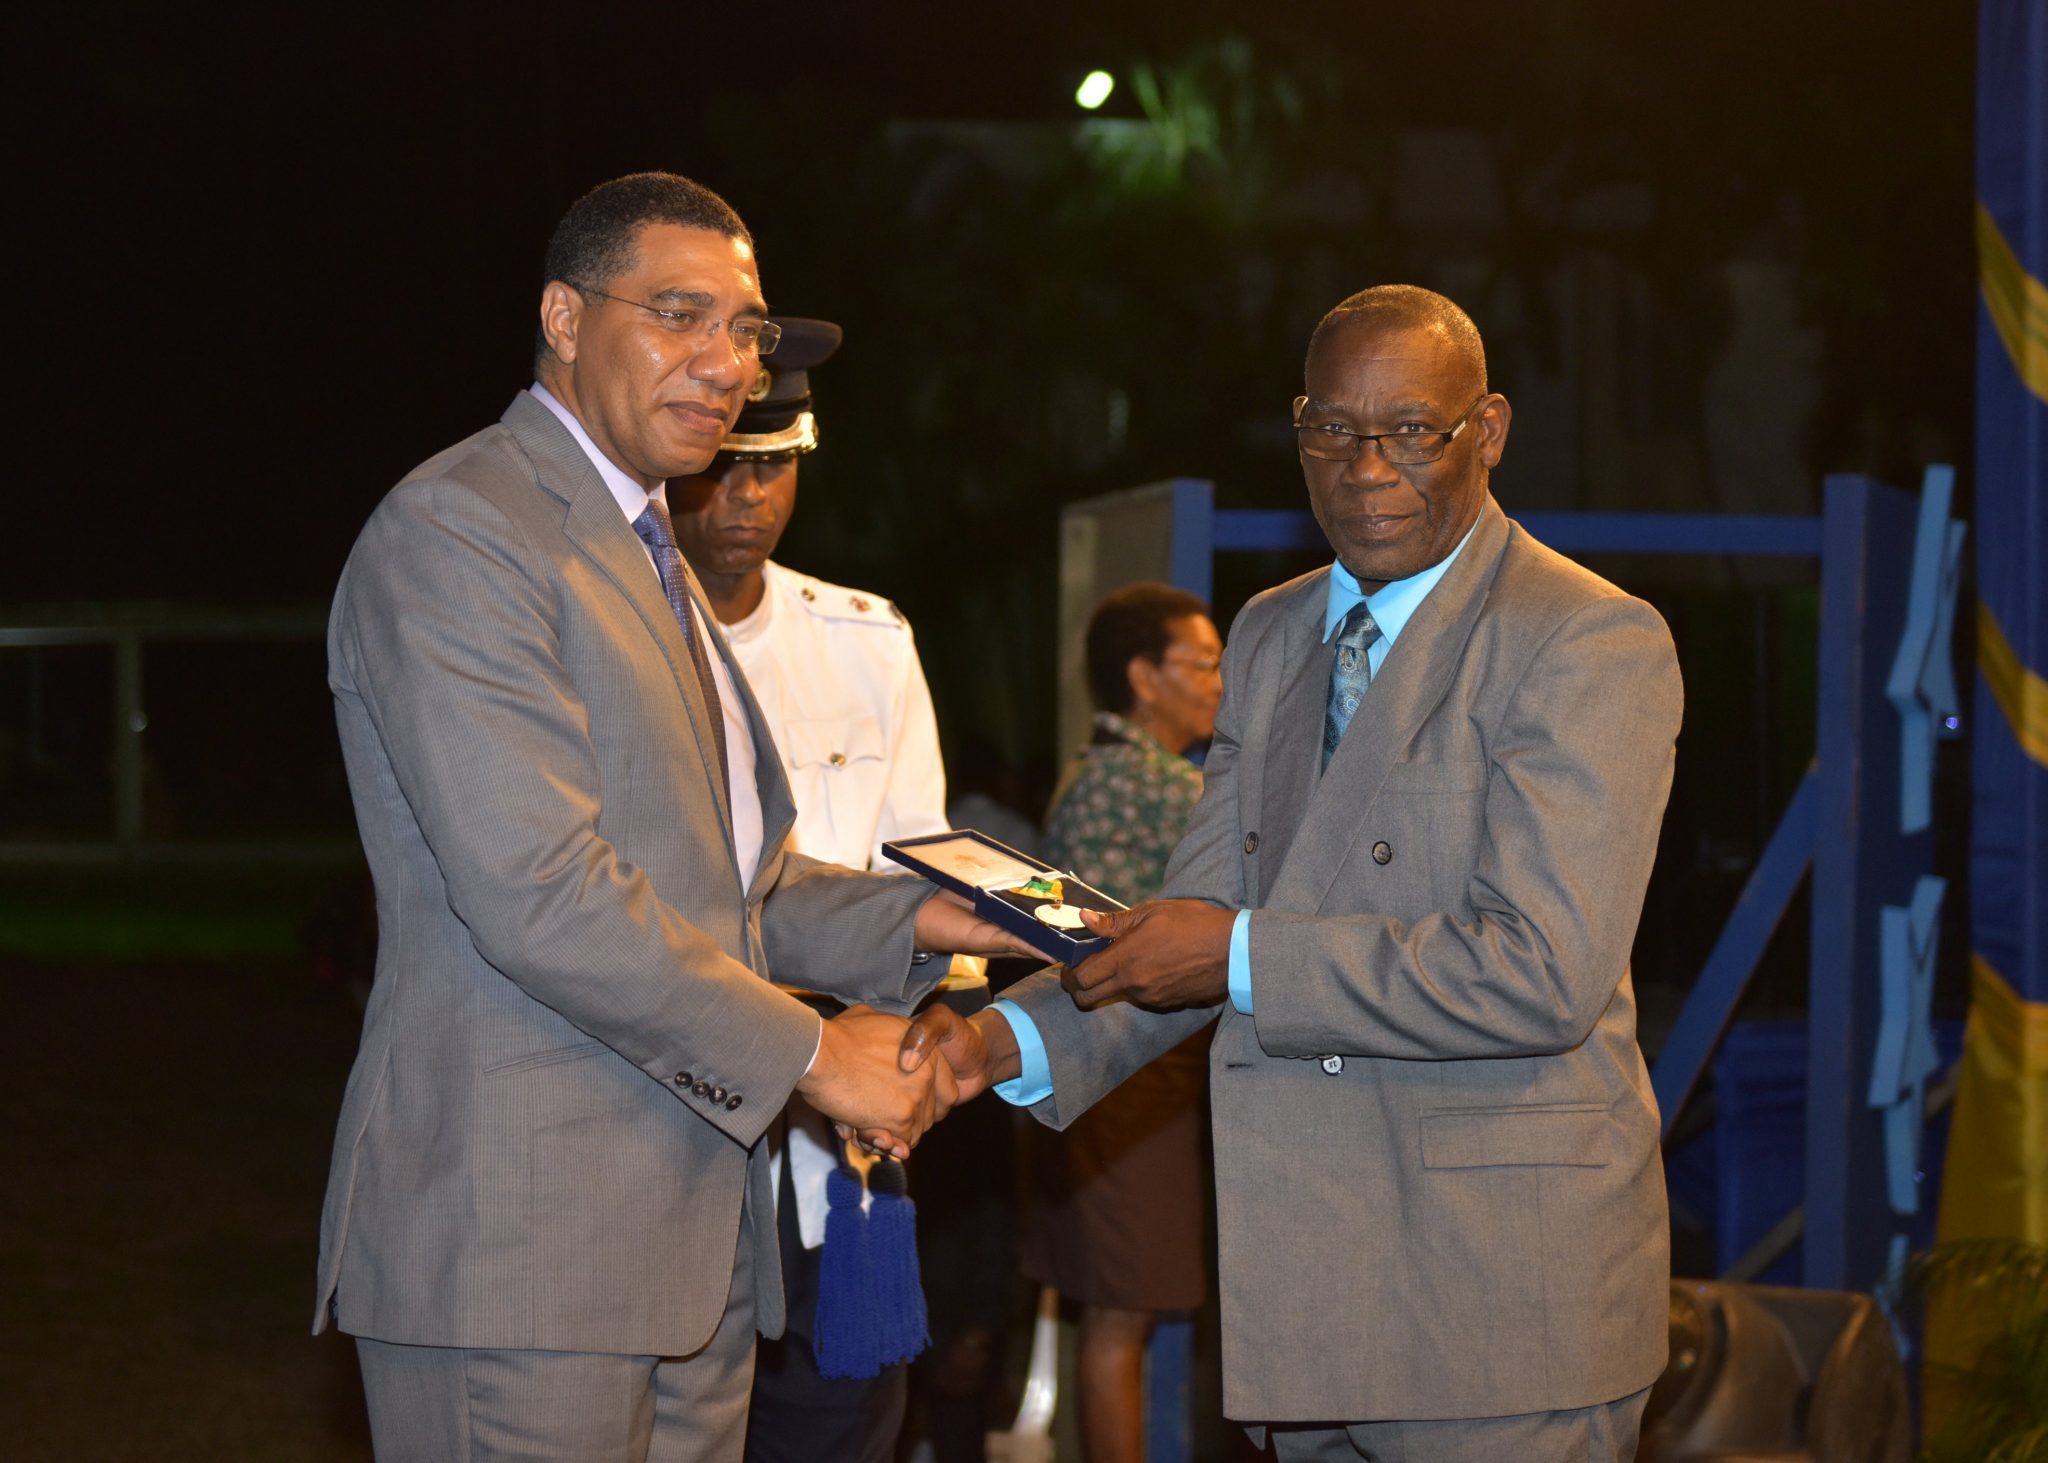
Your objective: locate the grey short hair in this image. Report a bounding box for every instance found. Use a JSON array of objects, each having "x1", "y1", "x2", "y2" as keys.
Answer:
[{"x1": 1306, "y1": 284, "x2": 1487, "y2": 392}]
